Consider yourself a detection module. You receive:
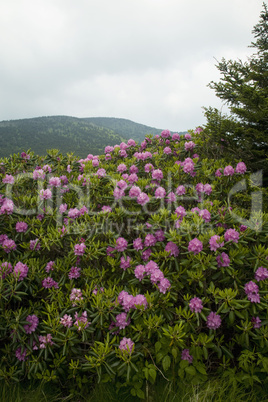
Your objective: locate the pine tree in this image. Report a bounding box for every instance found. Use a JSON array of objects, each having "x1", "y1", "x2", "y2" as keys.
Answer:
[{"x1": 203, "y1": 3, "x2": 268, "y2": 183}]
